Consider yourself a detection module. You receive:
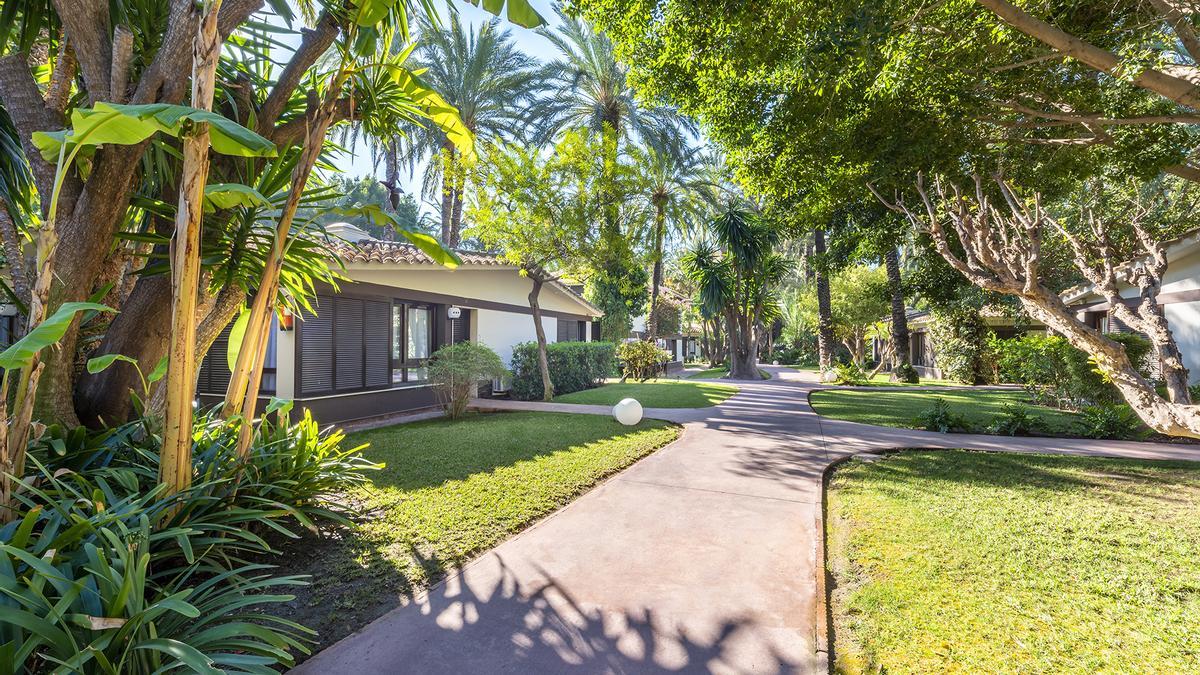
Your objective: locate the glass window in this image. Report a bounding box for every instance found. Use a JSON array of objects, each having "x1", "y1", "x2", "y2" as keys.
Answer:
[
  {"x1": 392, "y1": 304, "x2": 404, "y2": 383},
  {"x1": 407, "y1": 306, "x2": 430, "y2": 360},
  {"x1": 407, "y1": 367, "x2": 428, "y2": 382}
]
